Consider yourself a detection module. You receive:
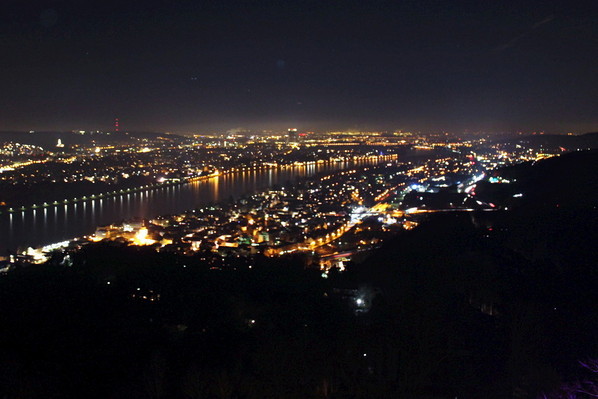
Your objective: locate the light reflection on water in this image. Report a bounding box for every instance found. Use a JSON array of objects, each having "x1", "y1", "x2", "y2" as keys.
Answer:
[{"x1": 0, "y1": 160, "x2": 378, "y2": 251}]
